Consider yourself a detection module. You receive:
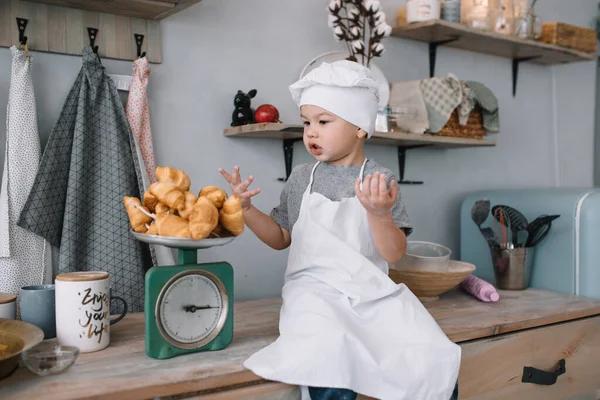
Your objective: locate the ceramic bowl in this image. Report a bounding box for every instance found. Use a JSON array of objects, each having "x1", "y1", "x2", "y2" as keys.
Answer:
[
  {"x1": 0, "y1": 318, "x2": 44, "y2": 379},
  {"x1": 389, "y1": 259, "x2": 476, "y2": 302},
  {"x1": 22, "y1": 342, "x2": 80, "y2": 376},
  {"x1": 392, "y1": 241, "x2": 452, "y2": 272}
]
